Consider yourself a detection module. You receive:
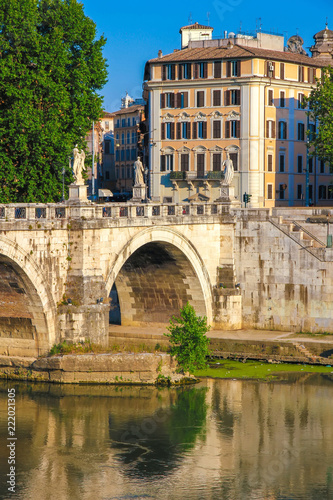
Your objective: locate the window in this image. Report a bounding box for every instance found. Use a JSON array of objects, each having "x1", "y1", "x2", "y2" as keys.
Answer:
[
  {"x1": 132, "y1": 132, "x2": 135, "y2": 144},
  {"x1": 126, "y1": 167, "x2": 130, "y2": 178},
  {"x1": 116, "y1": 119, "x2": 120, "y2": 128},
  {"x1": 121, "y1": 167, "x2": 125, "y2": 179},
  {"x1": 121, "y1": 119, "x2": 126, "y2": 127},
  {"x1": 226, "y1": 60, "x2": 241, "y2": 77},
  {"x1": 197, "y1": 121, "x2": 207, "y2": 139},
  {"x1": 161, "y1": 122, "x2": 175, "y2": 140},
  {"x1": 329, "y1": 186, "x2": 333, "y2": 199},
  {"x1": 127, "y1": 132, "x2": 130, "y2": 144},
  {"x1": 180, "y1": 92, "x2": 188, "y2": 108},
  {"x1": 104, "y1": 141, "x2": 110, "y2": 155},
  {"x1": 196, "y1": 62, "x2": 207, "y2": 78},
  {"x1": 278, "y1": 121, "x2": 287, "y2": 140},
  {"x1": 298, "y1": 93, "x2": 304, "y2": 109},
  {"x1": 309, "y1": 123, "x2": 316, "y2": 141},
  {"x1": 297, "y1": 123, "x2": 305, "y2": 141},
  {"x1": 297, "y1": 184, "x2": 303, "y2": 200},
  {"x1": 309, "y1": 157, "x2": 313, "y2": 174},
  {"x1": 127, "y1": 118, "x2": 131, "y2": 127},
  {"x1": 279, "y1": 155, "x2": 285, "y2": 172},
  {"x1": 308, "y1": 67, "x2": 315, "y2": 84},
  {"x1": 105, "y1": 121, "x2": 109, "y2": 131},
  {"x1": 132, "y1": 117, "x2": 136, "y2": 126},
  {"x1": 268, "y1": 89, "x2": 273, "y2": 106},
  {"x1": 131, "y1": 148, "x2": 136, "y2": 160},
  {"x1": 121, "y1": 133, "x2": 125, "y2": 145},
  {"x1": 319, "y1": 185, "x2": 327, "y2": 199},
  {"x1": 196, "y1": 91, "x2": 205, "y2": 107},
  {"x1": 266, "y1": 61, "x2": 275, "y2": 78},
  {"x1": 197, "y1": 154, "x2": 205, "y2": 177},
  {"x1": 181, "y1": 121, "x2": 191, "y2": 139},
  {"x1": 280, "y1": 91, "x2": 285, "y2": 108},
  {"x1": 266, "y1": 120, "x2": 276, "y2": 138},
  {"x1": 180, "y1": 154, "x2": 189, "y2": 172},
  {"x1": 298, "y1": 66, "x2": 304, "y2": 82},
  {"x1": 178, "y1": 63, "x2": 191, "y2": 80},
  {"x1": 279, "y1": 184, "x2": 285, "y2": 199},
  {"x1": 225, "y1": 89, "x2": 240, "y2": 105},
  {"x1": 161, "y1": 154, "x2": 173, "y2": 171},
  {"x1": 126, "y1": 149, "x2": 130, "y2": 161},
  {"x1": 212, "y1": 153, "x2": 221, "y2": 171},
  {"x1": 116, "y1": 150, "x2": 120, "y2": 161},
  {"x1": 225, "y1": 120, "x2": 240, "y2": 138},
  {"x1": 268, "y1": 154, "x2": 273, "y2": 171},
  {"x1": 213, "y1": 90, "x2": 221, "y2": 106},
  {"x1": 160, "y1": 93, "x2": 175, "y2": 109},
  {"x1": 162, "y1": 64, "x2": 175, "y2": 80},
  {"x1": 229, "y1": 153, "x2": 238, "y2": 171},
  {"x1": 213, "y1": 120, "x2": 221, "y2": 139},
  {"x1": 280, "y1": 63, "x2": 285, "y2": 80},
  {"x1": 309, "y1": 184, "x2": 313, "y2": 202},
  {"x1": 297, "y1": 155, "x2": 303, "y2": 173},
  {"x1": 120, "y1": 150, "x2": 125, "y2": 161},
  {"x1": 320, "y1": 160, "x2": 325, "y2": 173},
  {"x1": 214, "y1": 61, "x2": 222, "y2": 78},
  {"x1": 267, "y1": 184, "x2": 273, "y2": 199}
]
